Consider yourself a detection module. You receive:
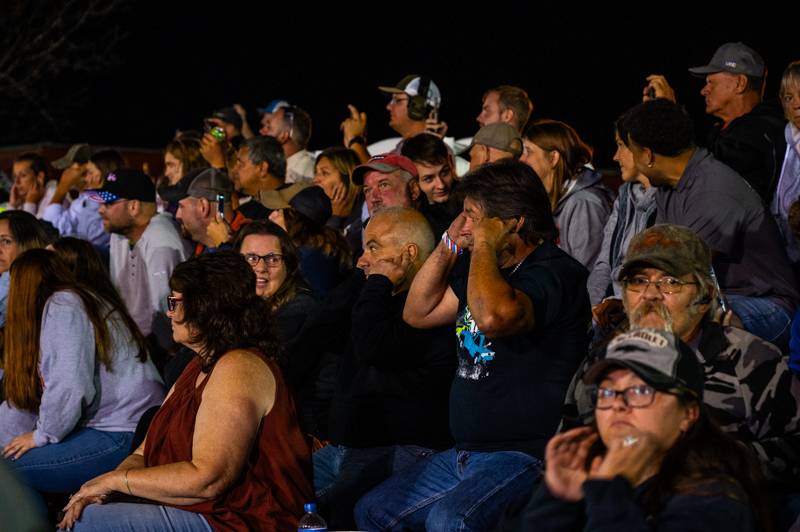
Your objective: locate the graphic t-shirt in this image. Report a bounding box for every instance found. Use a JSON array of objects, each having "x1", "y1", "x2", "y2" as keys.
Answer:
[{"x1": 448, "y1": 241, "x2": 591, "y2": 458}]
